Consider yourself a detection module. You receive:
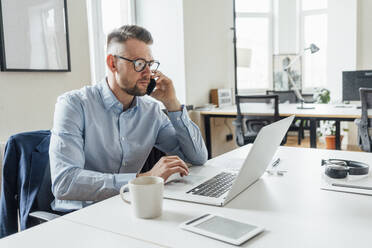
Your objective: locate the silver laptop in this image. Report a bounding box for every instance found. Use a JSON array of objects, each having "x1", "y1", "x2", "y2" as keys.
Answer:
[{"x1": 164, "y1": 115, "x2": 295, "y2": 206}]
